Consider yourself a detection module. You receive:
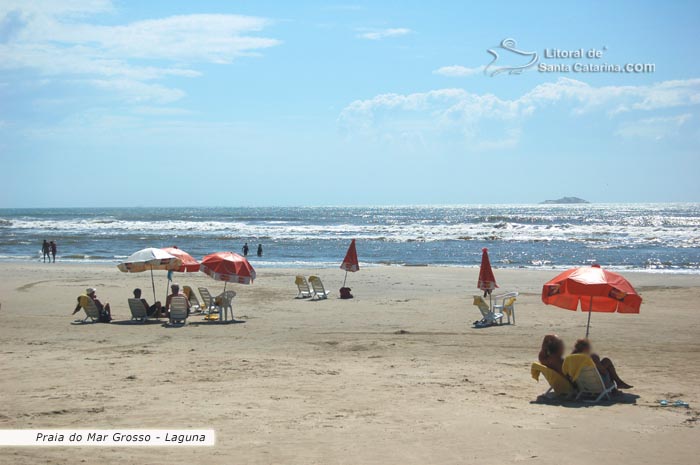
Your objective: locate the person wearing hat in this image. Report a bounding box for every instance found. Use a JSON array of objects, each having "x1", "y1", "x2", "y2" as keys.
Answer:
[
  {"x1": 165, "y1": 283, "x2": 190, "y2": 316},
  {"x1": 72, "y1": 287, "x2": 112, "y2": 322}
]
